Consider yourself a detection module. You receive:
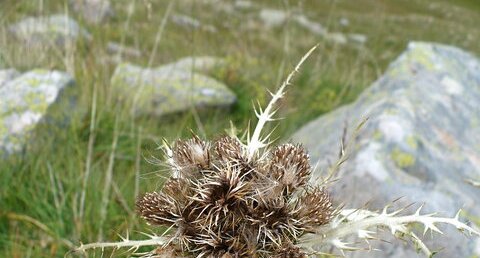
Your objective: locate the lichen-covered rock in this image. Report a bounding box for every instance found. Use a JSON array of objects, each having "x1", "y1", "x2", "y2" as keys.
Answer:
[
  {"x1": 234, "y1": 0, "x2": 254, "y2": 10},
  {"x1": 293, "y1": 42, "x2": 480, "y2": 257},
  {"x1": 111, "y1": 57, "x2": 236, "y2": 116},
  {"x1": 347, "y1": 33, "x2": 367, "y2": 45},
  {"x1": 0, "y1": 69, "x2": 19, "y2": 88},
  {"x1": 171, "y1": 14, "x2": 217, "y2": 33},
  {"x1": 9, "y1": 15, "x2": 91, "y2": 47},
  {"x1": 294, "y1": 15, "x2": 327, "y2": 36},
  {"x1": 260, "y1": 11, "x2": 365, "y2": 46},
  {"x1": 259, "y1": 9, "x2": 287, "y2": 28},
  {"x1": 70, "y1": 0, "x2": 114, "y2": 24},
  {"x1": 160, "y1": 56, "x2": 225, "y2": 73},
  {"x1": 324, "y1": 32, "x2": 347, "y2": 45},
  {"x1": 0, "y1": 70, "x2": 75, "y2": 156},
  {"x1": 171, "y1": 14, "x2": 202, "y2": 29}
]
